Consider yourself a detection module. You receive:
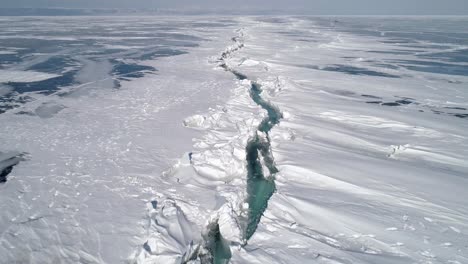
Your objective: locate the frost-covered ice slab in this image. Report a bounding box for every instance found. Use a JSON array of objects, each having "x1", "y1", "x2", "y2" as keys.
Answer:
[{"x1": 0, "y1": 70, "x2": 60, "y2": 83}]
